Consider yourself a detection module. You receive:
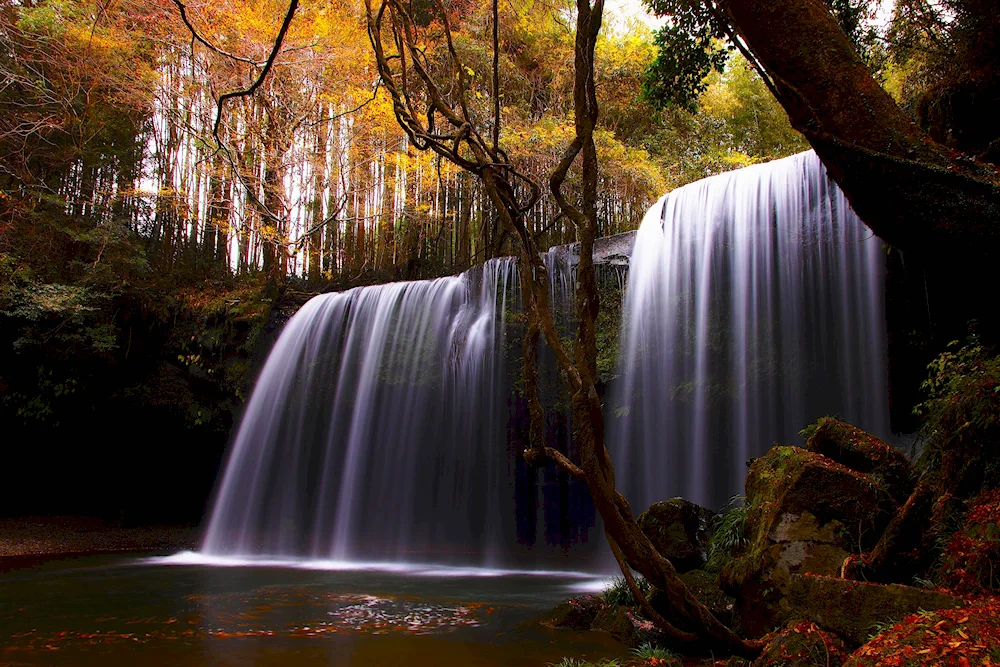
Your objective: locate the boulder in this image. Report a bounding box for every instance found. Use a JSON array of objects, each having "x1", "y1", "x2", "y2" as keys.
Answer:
[
  {"x1": 781, "y1": 574, "x2": 963, "y2": 647},
  {"x1": 650, "y1": 569, "x2": 737, "y2": 630},
  {"x1": 538, "y1": 595, "x2": 605, "y2": 631},
  {"x1": 637, "y1": 497, "x2": 716, "y2": 573},
  {"x1": 590, "y1": 605, "x2": 647, "y2": 645},
  {"x1": 803, "y1": 417, "x2": 916, "y2": 503},
  {"x1": 846, "y1": 600, "x2": 1000, "y2": 666},
  {"x1": 722, "y1": 447, "x2": 896, "y2": 600},
  {"x1": 753, "y1": 620, "x2": 849, "y2": 667}
]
